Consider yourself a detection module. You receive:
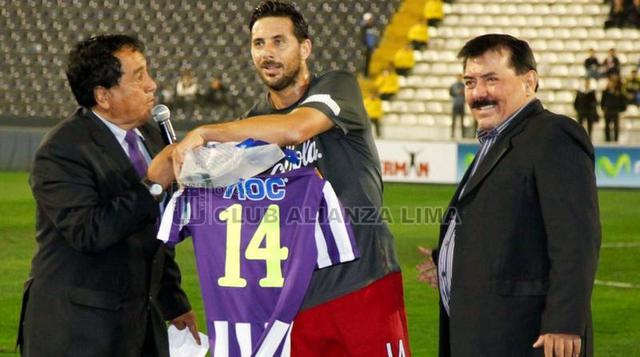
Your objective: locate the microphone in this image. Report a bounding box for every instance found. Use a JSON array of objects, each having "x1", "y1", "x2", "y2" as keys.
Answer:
[{"x1": 151, "y1": 104, "x2": 176, "y2": 145}]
